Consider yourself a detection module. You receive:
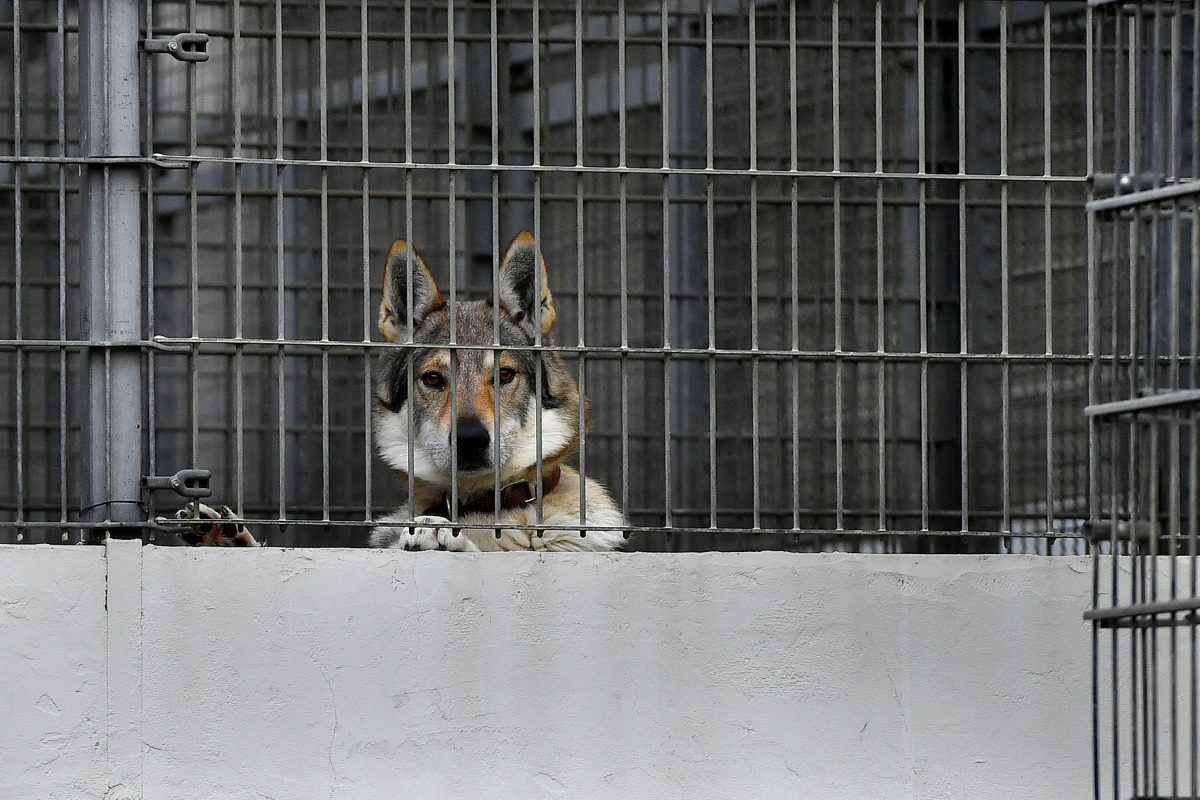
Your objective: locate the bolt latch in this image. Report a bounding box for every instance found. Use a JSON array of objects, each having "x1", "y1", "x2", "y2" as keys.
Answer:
[
  {"x1": 141, "y1": 32, "x2": 209, "y2": 63},
  {"x1": 142, "y1": 468, "x2": 212, "y2": 499}
]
